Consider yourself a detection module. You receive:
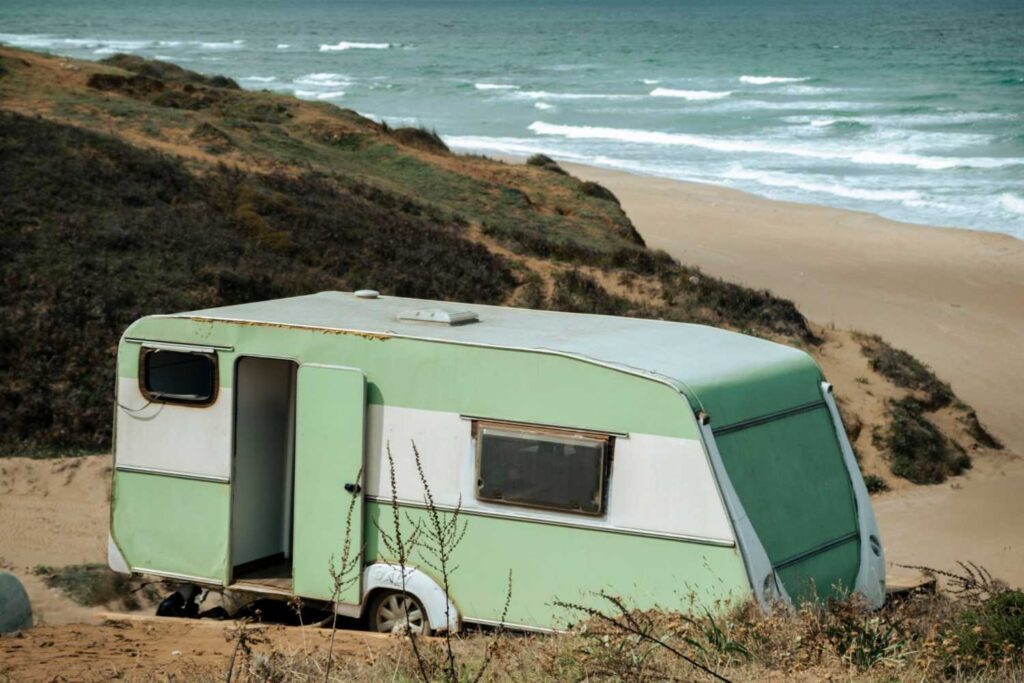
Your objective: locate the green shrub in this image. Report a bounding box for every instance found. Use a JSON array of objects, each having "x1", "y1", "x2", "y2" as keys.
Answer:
[
  {"x1": 549, "y1": 269, "x2": 633, "y2": 316},
  {"x1": 33, "y1": 564, "x2": 142, "y2": 608},
  {"x1": 99, "y1": 53, "x2": 240, "y2": 89},
  {"x1": 956, "y1": 590, "x2": 1024, "y2": 664},
  {"x1": 382, "y1": 124, "x2": 449, "y2": 154},
  {"x1": 526, "y1": 153, "x2": 567, "y2": 175},
  {"x1": 960, "y1": 408, "x2": 1004, "y2": 450},
  {"x1": 855, "y1": 333, "x2": 954, "y2": 409},
  {"x1": 863, "y1": 474, "x2": 889, "y2": 494},
  {"x1": 579, "y1": 180, "x2": 620, "y2": 204},
  {"x1": 874, "y1": 397, "x2": 971, "y2": 484}
]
